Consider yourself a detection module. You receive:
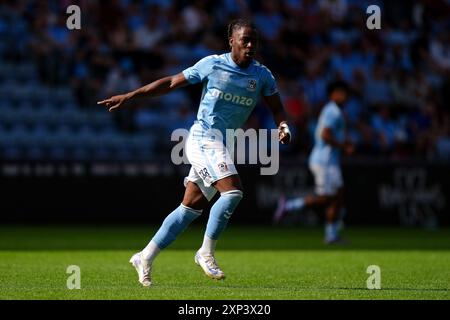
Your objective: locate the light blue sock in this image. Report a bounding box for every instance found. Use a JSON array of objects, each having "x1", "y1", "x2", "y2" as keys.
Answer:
[
  {"x1": 325, "y1": 222, "x2": 339, "y2": 241},
  {"x1": 285, "y1": 197, "x2": 305, "y2": 211},
  {"x1": 152, "y1": 204, "x2": 202, "y2": 249},
  {"x1": 205, "y1": 190, "x2": 243, "y2": 240}
]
